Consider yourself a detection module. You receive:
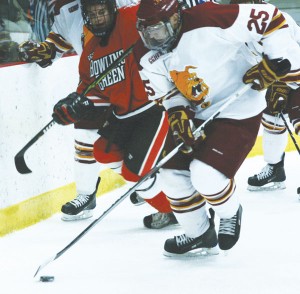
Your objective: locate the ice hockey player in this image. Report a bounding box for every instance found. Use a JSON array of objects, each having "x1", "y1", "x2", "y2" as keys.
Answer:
[
  {"x1": 18, "y1": 0, "x2": 177, "y2": 229},
  {"x1": 133, "y1": 0, "x2": 300, "y2": 256},
  {"x1": 229, "y1": 0, "x2": 300, "y2": 192},
  {"x1": 17, "y1": 0, "x2": 143, "y2": 223},
  {"x1": 17, "y1": 0, "x2": 202, "y2": 229},
  {"x1": 50, "y1": 0, "x2": 183, "y2": 232}
]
